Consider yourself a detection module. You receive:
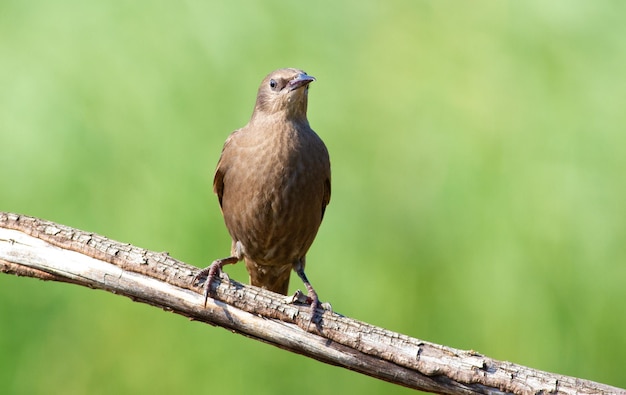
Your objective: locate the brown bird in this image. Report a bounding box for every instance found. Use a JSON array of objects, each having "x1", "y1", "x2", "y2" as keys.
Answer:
[{"x1": 194, "y1": 68, "x2": 331, "y2": 319}]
